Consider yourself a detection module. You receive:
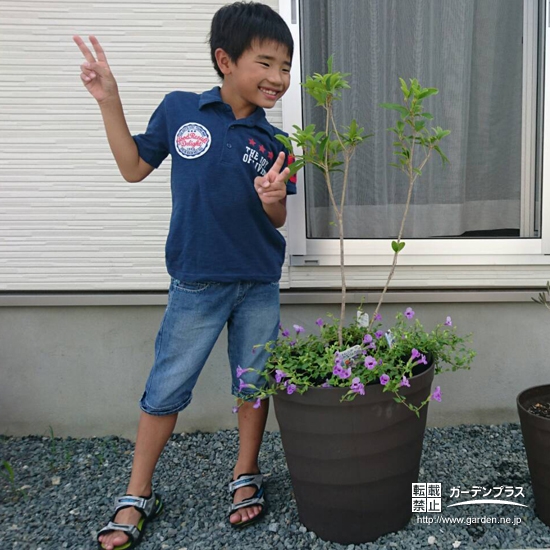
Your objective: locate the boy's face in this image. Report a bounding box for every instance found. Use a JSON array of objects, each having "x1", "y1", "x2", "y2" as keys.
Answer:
[{"x1": 220, "y1": 40, "x2": 291, "y2": 111}]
